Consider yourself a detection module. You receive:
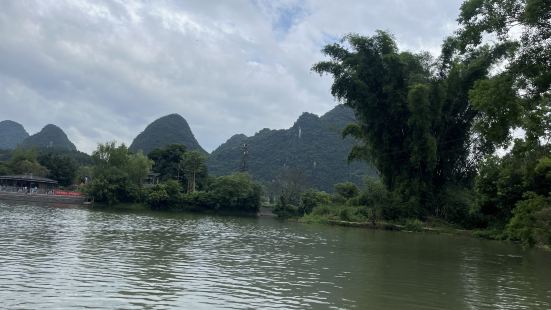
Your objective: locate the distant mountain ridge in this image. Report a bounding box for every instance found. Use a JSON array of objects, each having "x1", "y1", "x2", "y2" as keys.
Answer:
[
  {"x1": 208, "y1": 105, "x2": 376, "y2": 192},
  {"x1": 129, "y1": 114, "x2": 206, "y2": 155},
  {"x1": 0, "y1": 120, "x2": 29, "y2": 150},
  {"x1": 20, "y1": 124, "x2": 77, "y2": 151}
]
